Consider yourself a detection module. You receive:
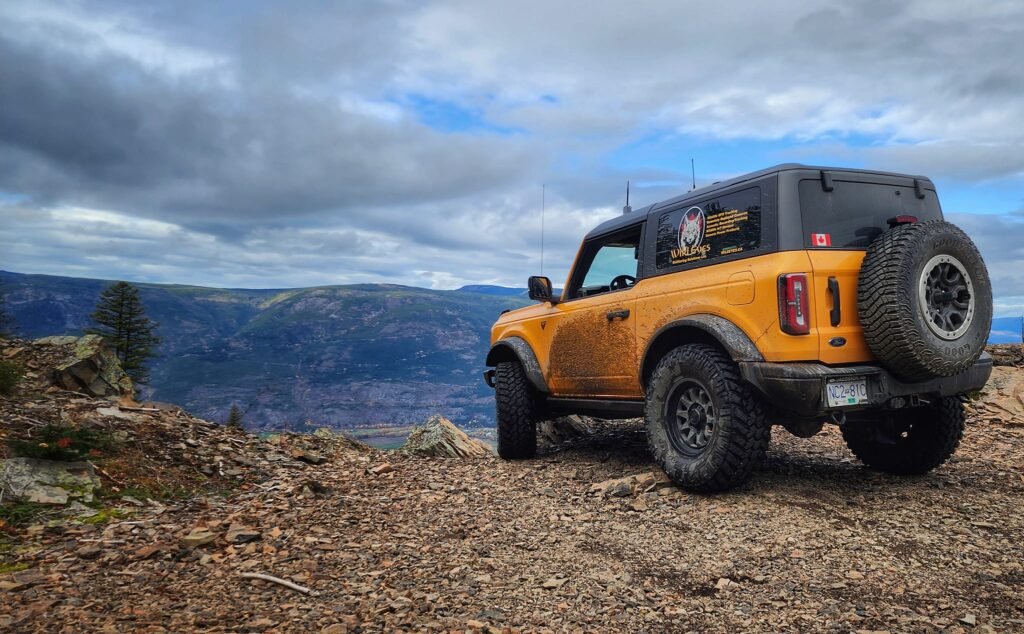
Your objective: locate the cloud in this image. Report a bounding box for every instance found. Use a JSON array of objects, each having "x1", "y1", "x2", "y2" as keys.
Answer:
[
  {"x1": 1, "y1": 0, "x2": 1023, "y2": 291},
  {"x1": 947, "y1": 211, "x2": 1024, "y2": 308}
]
